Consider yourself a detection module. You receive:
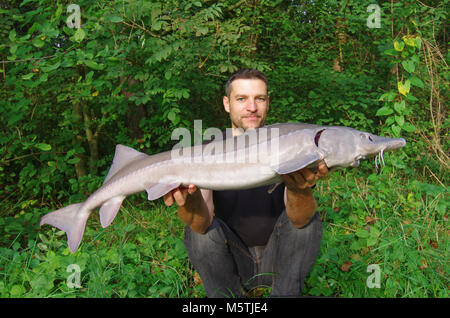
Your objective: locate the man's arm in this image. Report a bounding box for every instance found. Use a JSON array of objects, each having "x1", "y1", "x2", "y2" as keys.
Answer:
[
  {"x1": 163, "y1": 185, "x2": 213, "y2": 234},
  {"x1": 281, "y1": 162, "x2": 328, "y2": 228}
]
